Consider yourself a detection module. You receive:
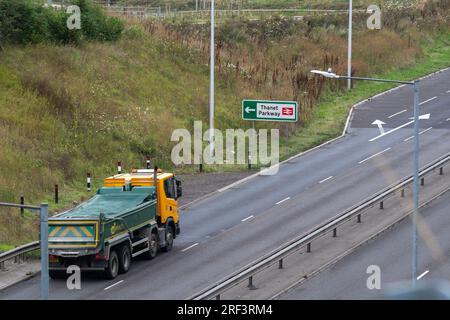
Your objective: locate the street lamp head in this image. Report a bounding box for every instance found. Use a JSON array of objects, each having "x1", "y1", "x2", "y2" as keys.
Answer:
[{"x1": 310, "y1": 69, "x2": 340, "y2": 79}]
